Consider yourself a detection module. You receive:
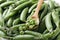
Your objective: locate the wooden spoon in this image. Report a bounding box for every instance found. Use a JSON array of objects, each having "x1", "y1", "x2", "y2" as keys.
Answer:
[{"x1": 32, "y1": 0, "x2": 44, "y2": 25}]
